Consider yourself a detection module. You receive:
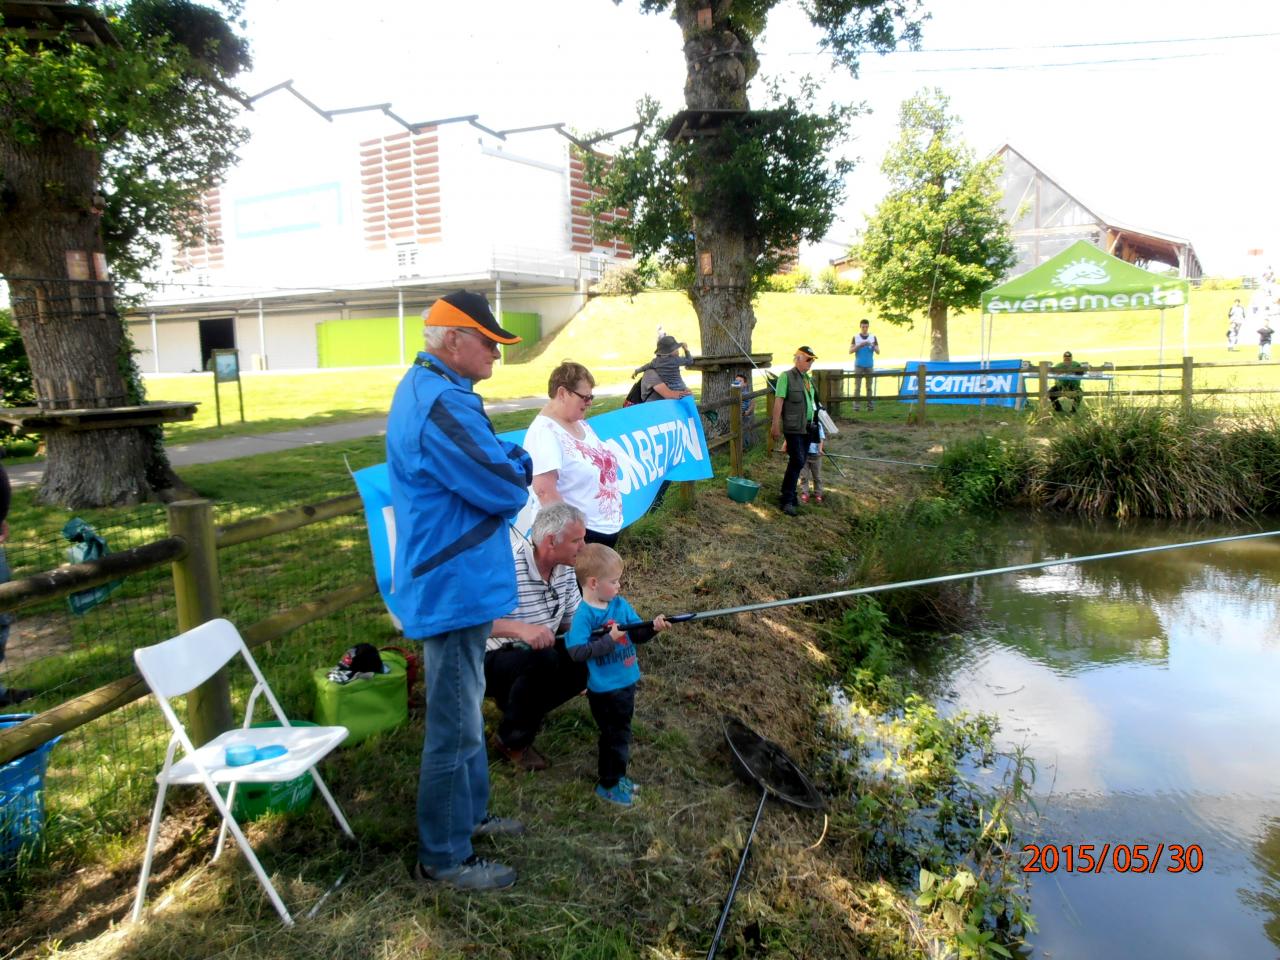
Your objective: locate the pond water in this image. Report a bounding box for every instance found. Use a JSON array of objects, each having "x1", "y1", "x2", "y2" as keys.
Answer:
[{"x1": 929, "y1": 517, "x2": 1280, "y2": 959}]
